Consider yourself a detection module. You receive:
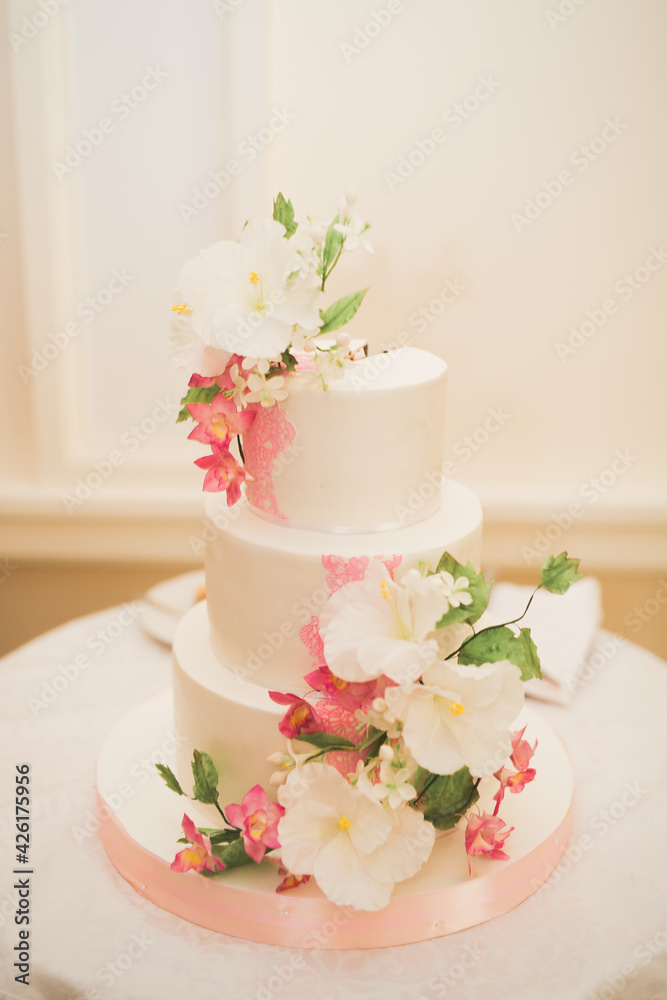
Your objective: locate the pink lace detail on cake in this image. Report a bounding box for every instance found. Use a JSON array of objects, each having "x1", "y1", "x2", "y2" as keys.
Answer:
[
  {"x1": 242, "y1": 405, "x2": 296, "y2": 519},
  {"x1": 316, "y1": 699, "x2": 362, "y2": 778},
  {"x1": 293, "y1": 557, "x2": 405, "y2": 776},
  {"x1": 381, "y1": 554, "x2": 403, "y2": 579},
  {"x1": 300, "y1": 617, "x2": 326, "y2": 667},
  {"x1": 321, "y1": 553, "x2": 402, "y2": 594}
]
